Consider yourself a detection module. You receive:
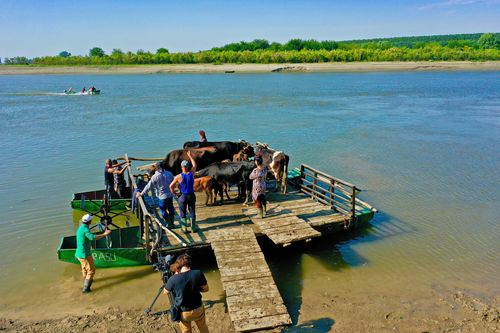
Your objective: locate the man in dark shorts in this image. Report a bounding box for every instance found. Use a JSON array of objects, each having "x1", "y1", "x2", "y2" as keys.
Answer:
[{"x1": 165, "y1": 254, "x2": 209, "y2": 333}]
